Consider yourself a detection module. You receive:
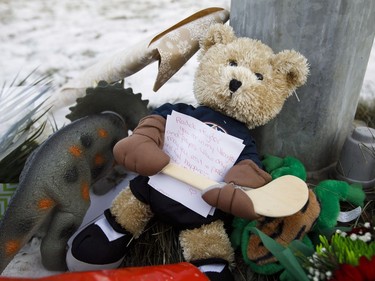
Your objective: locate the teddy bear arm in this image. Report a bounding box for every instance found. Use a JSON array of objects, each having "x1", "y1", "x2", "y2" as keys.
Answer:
[
  {"x1": 202, "y1": 183, "x2": 260, "y2": 221},
  {"x1": 201, "y1": 159, "x2": 271, "y2": 220},
  {"x1": 113, "y1": 115, "x2": 170, "y2": 176},
  {"x1": 224, "y1": 159, "x2": 272, "y2": 188}
]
